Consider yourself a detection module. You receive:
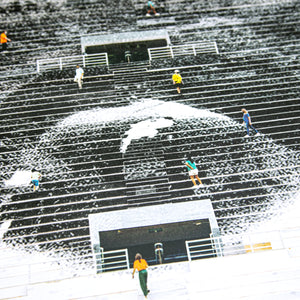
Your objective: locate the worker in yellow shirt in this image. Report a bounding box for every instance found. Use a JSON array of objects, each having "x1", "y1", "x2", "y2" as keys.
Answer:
[
  {"x1": 1, "y1": 30, "x2": 11, "y2": 52},
  {"x1": 132, "y1": 253, "x2": 150, "y2": 298},
  {"x1": 172, "y1": 69, "x2": 183, "y2": 94}
]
